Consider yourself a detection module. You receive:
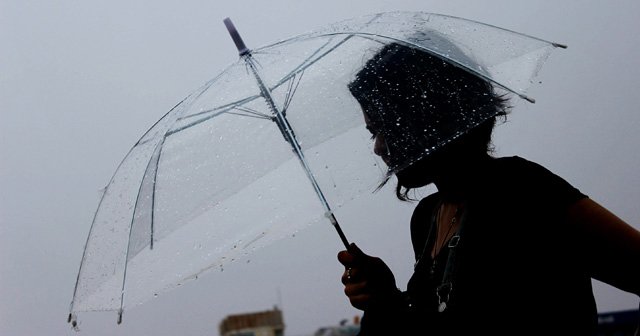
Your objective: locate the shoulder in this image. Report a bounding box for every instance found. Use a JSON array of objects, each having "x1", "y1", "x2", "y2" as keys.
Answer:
[
  {"x1": 411, "y1": 193, "x2": 439, "y2": 224},
  {"x1": 488, "y1": 155, "x2": 587, "y2": 205},
  {"x1": 490, "y1": 156, "x2": 568, "y2": 183},
  {"x1": 490, "y1": 155, "x2": 552, "y2": 174}
]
